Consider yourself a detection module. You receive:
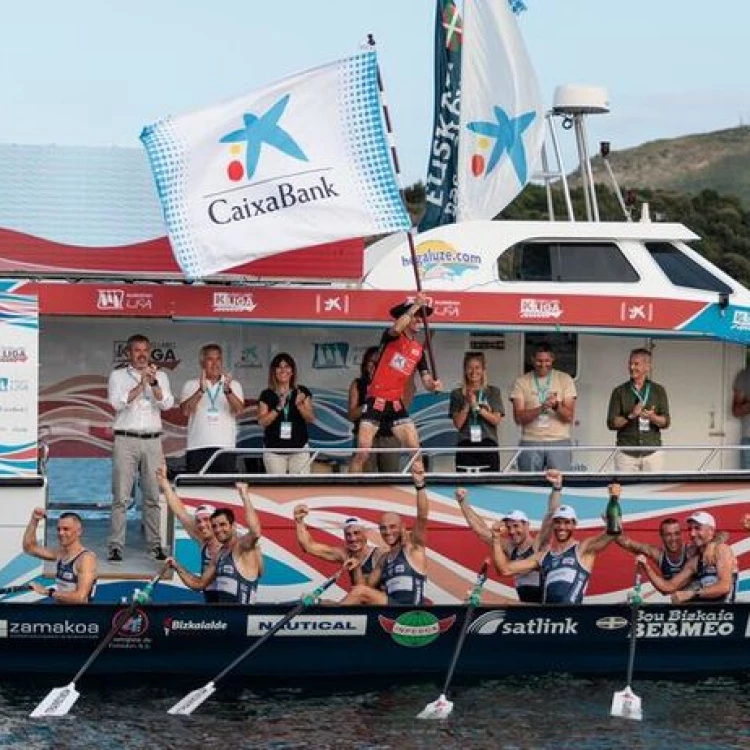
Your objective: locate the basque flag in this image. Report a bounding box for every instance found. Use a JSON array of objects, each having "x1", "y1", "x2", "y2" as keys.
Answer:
[{"x1": 141, "y1": 52, "x2": 410, "y2": 278}]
